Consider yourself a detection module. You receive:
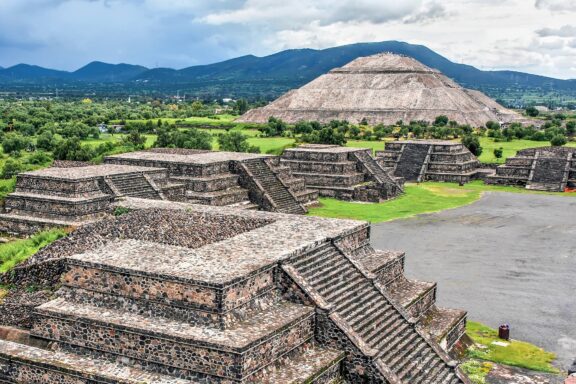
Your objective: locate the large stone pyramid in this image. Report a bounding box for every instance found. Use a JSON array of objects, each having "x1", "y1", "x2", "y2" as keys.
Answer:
[{"x1": 238, "y1": 53, "x2": 520, "y2": 127}]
